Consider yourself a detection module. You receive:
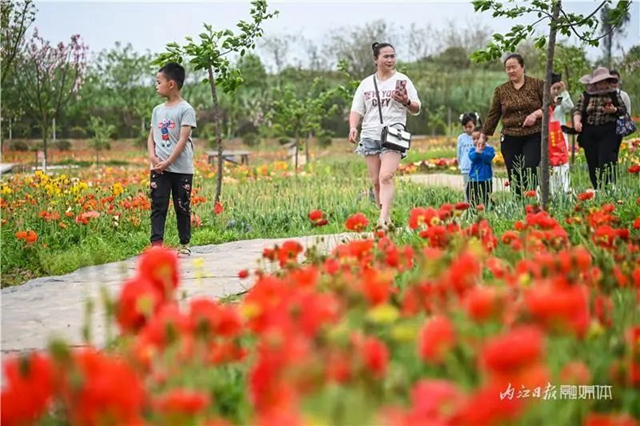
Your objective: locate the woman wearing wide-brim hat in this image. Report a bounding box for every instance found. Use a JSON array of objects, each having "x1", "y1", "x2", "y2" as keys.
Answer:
[{"x1": 572, "y1": 67, "x2": 627, "y2": 190}]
